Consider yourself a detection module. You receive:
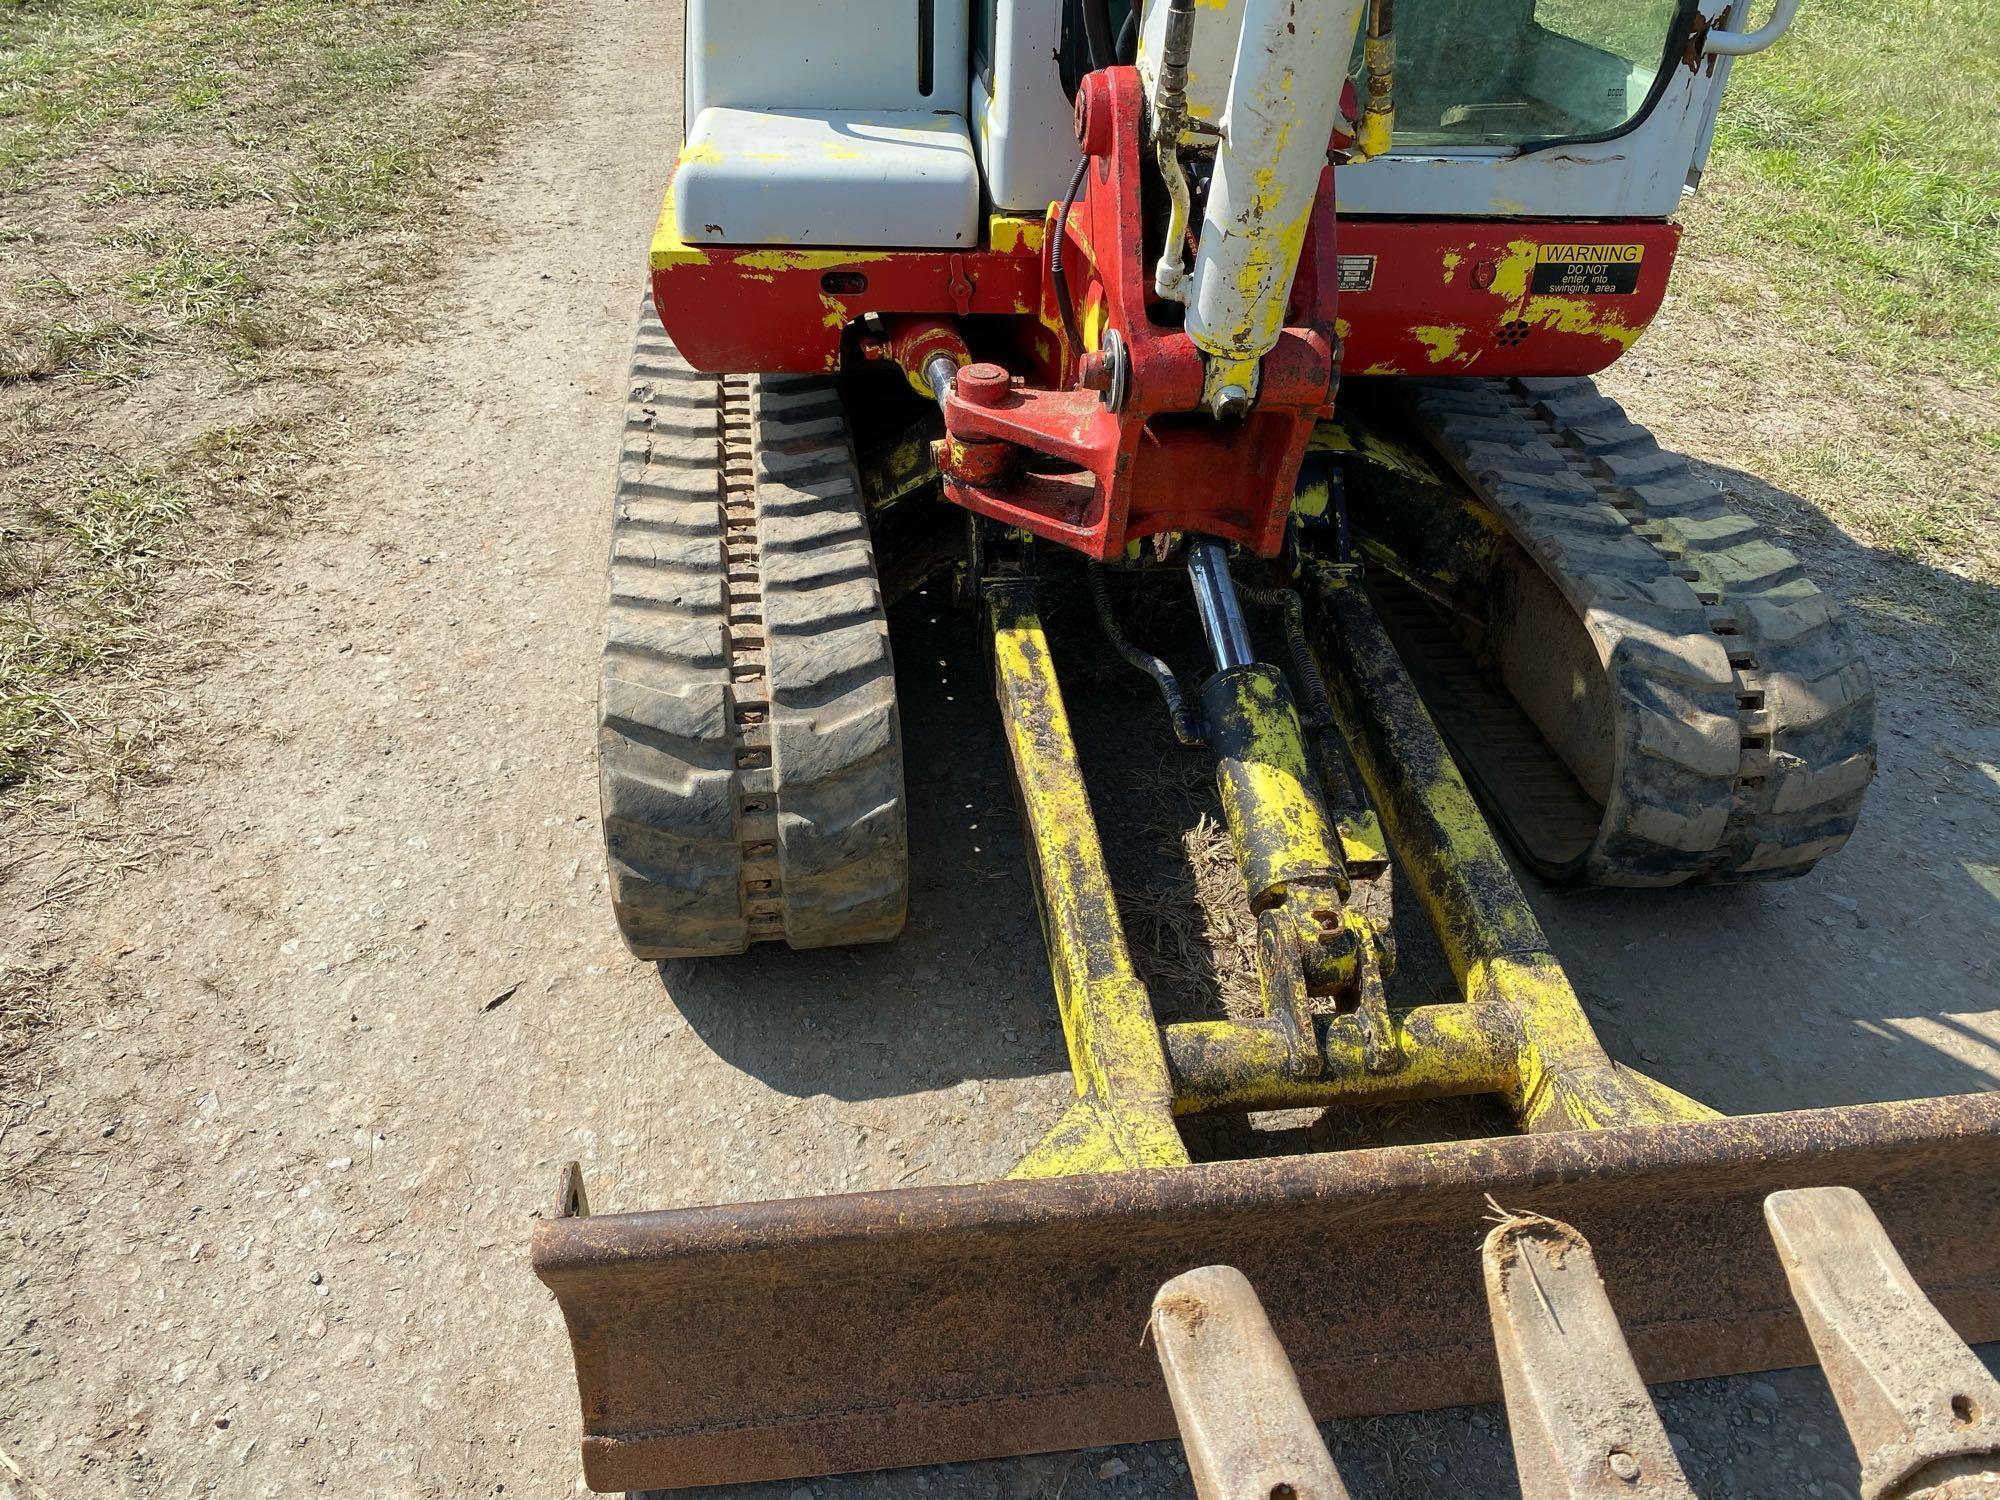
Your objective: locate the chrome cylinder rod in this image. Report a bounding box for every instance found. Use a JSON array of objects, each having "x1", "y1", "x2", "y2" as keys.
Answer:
[
  {"x1": 924, "y1": 353, "x2": 958, "y2": 407},
  {"x1": 1187, "y1": 538, "x2": 1254, "y2": 672}
]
